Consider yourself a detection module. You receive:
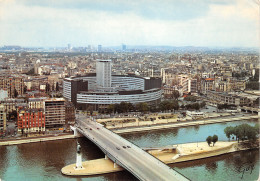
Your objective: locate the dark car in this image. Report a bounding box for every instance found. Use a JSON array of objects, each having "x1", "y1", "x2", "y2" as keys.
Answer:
[
  {"x1": 123, "y1": 146, "x2": 126, "y2": 149},
  {"x1": 116, "y1": 147, "x2": 120, "y2": 150}
]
